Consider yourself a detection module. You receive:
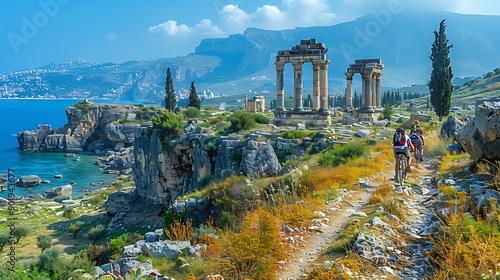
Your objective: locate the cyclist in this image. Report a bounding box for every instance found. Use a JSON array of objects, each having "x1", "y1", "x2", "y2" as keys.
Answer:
[
  {"x1": 409, "y1": 120, "x2": 425, "y2": 161},
  {"x1": 392, "y1": 127, "x2": 414, "y2": 181}
]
